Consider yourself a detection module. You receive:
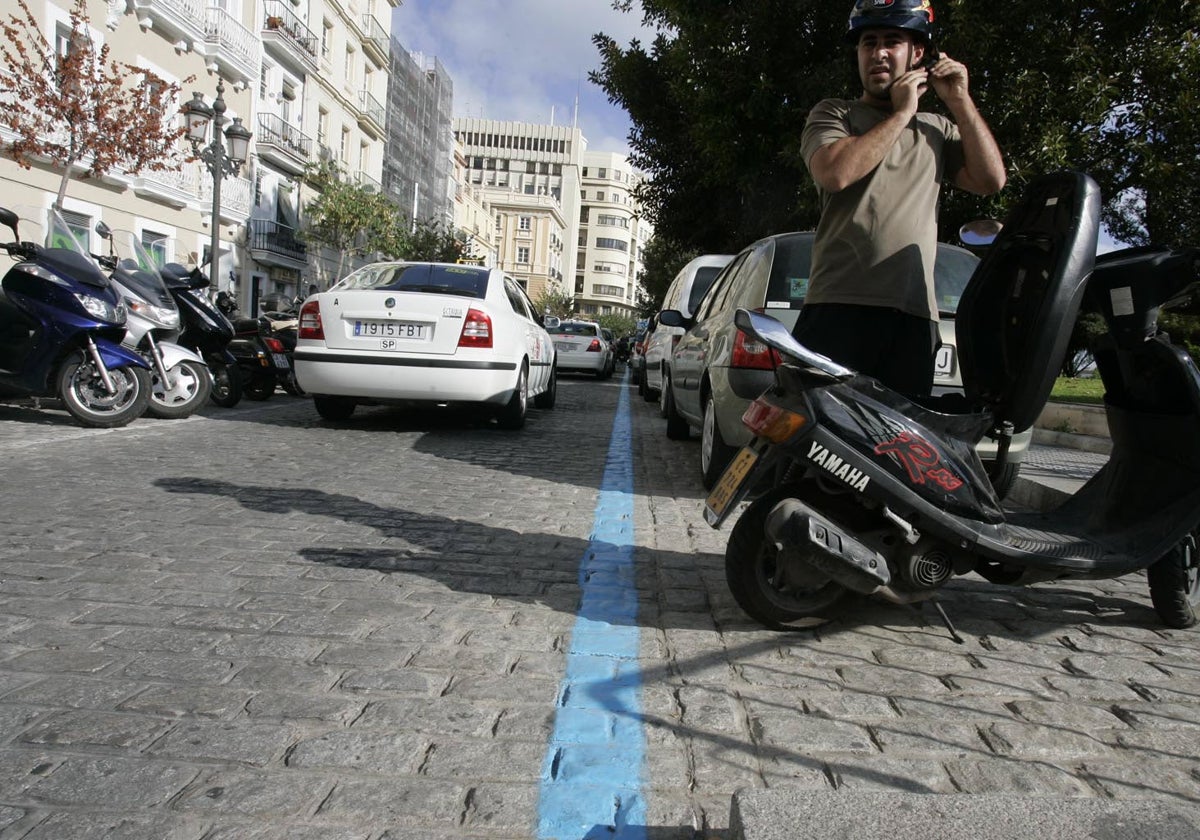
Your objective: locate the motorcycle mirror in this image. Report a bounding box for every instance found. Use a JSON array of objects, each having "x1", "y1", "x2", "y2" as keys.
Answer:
[
  {"x1": 95, "y1": 221, "x2": 112, "y2": 241},
  {"x1": 0, "y1": 207, "x2": 18, "y2": 240},
  {"x1": 960, "y1": 219, "x2": 1003, "y2": 249}
]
